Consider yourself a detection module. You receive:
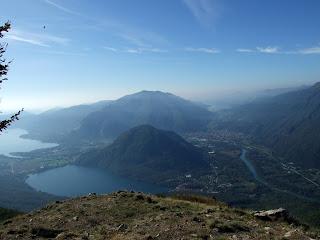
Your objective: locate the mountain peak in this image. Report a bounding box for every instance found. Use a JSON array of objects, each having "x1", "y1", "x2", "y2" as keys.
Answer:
[
  {"x1": 126, "y1": 90, "x2": 177, "y2": 99},
  {"x1": 138, "y1": 90, "x2": 170, "y2": 94}
]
